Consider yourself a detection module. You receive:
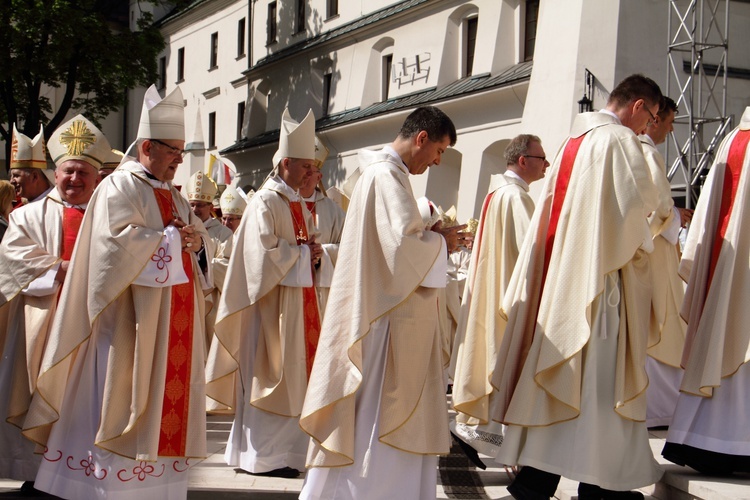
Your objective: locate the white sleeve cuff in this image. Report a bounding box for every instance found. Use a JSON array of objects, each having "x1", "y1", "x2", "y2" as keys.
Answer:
[
  {"x1": 133, "y1": 226, "x2": 189, "y2": 288},
  {"x1": 659, "y1": 207, "x2": 681, "y2": 245},
  {"x1": 22, "y1": 263, "x2": 61, "y2": 297},
  {"x1": 421, "y1": 237, "x2": 448, "y2": 288},
  {"x1": 314, "y1": 245, "x2": 335, "y2": 288},
  {"x1": 280, "y1": 245, "x2": 314, "y2": 288}
]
